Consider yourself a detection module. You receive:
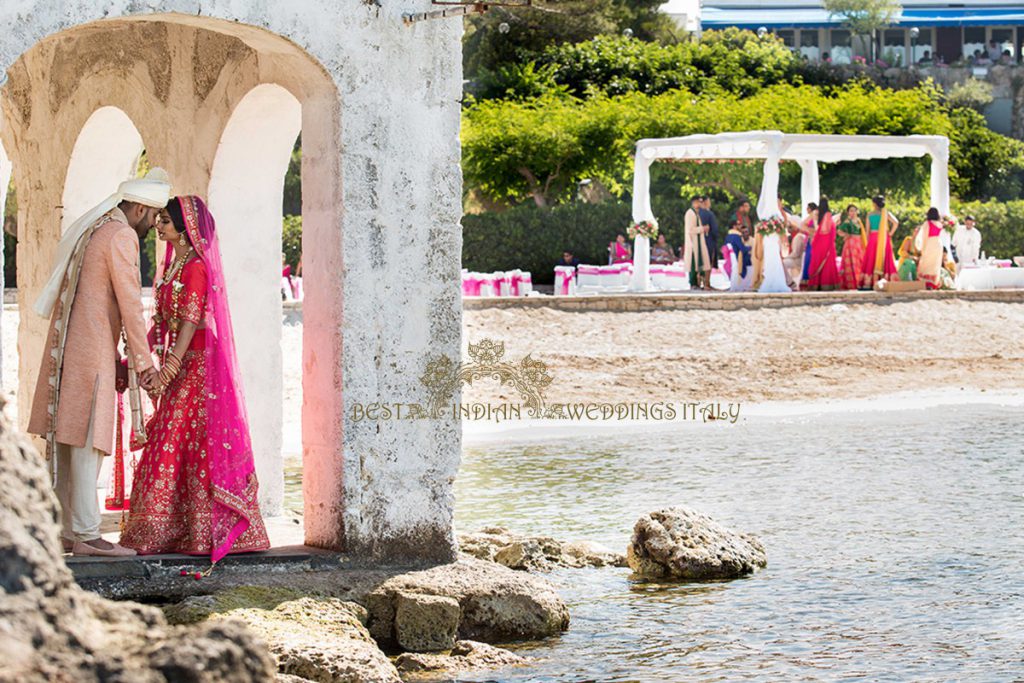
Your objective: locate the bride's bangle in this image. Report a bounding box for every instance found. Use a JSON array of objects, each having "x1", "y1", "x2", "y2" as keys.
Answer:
[{"x1": 158, "y1": 352, "x2": 182, "y2": 386}]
